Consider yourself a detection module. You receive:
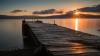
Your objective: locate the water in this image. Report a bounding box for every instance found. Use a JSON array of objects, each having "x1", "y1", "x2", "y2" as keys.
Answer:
[
  {"x1": 0, "y1": 19, "x2": 23, "y2": 50},
  {"x1": 33, "y1": 18, "x2": 100, "y2": 36},
  {"x1": 0, "y1": 18, "x2": 100, "y2": 50},
  {"x1": 29, "y1": 22, "x2": 100, "y2": 55}
]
